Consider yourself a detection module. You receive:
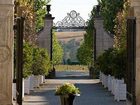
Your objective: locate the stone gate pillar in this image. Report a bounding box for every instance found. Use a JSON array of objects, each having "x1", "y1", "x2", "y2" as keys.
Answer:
[
  {"x1": 0, "y1": 0, "x2": 14, "y2": 105},
  {"x1": 130, "y1": 0, "x2": 140, "y2": 105},
  {"x1": 38, "y1": 5, "x2": 55, "y2": 59},
  {"x1": 94, "y1": 16, "x2": 113, "y2": 57}
]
